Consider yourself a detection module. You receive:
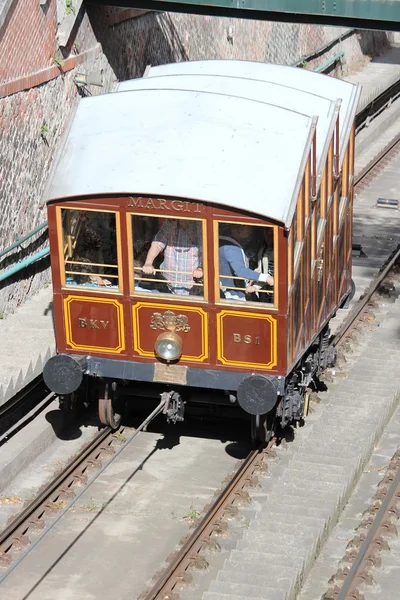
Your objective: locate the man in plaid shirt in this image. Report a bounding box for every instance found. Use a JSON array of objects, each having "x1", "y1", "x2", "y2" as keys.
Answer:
[{"x1": 142, "y1": 219, "x2": 203, "y2": 295}]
